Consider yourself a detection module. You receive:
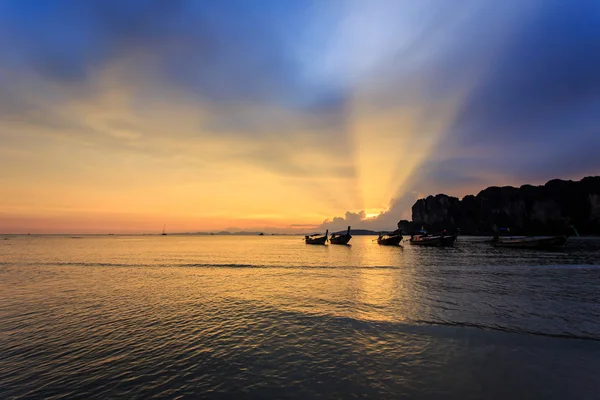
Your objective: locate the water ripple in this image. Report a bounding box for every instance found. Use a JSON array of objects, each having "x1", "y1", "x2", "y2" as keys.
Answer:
[{"x1": 1, "y1": 236, "x2": 600, "y2": 398}]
